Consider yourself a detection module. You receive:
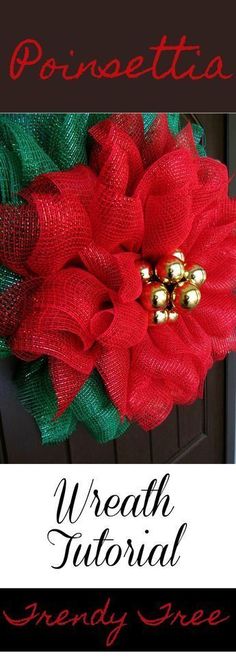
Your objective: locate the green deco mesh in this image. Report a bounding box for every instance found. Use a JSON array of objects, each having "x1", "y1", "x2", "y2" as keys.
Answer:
[
  {"x1": 16, "y1": 359, "x2": 130, "y2": 445},
  {"x1": 0, "y1": 337, "x2": 10, "y2": 359},
  {"x1": 0, "y1": 113, "x2": 206, "y2": 444}
]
